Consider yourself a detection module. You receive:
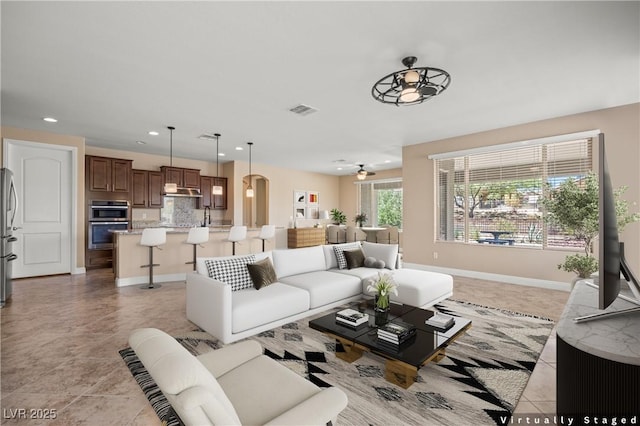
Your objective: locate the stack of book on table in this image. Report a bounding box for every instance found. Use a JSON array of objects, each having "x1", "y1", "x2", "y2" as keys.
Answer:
[
  {"x1": 335, "y1": 308, "x2": 369, "y2": 328},
  {"x1": 377, "y1": 320, "x2": 417, "y2": 346},
  {"x1": 425, "y1": 312, "x2": 455, "y2": 331}
]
